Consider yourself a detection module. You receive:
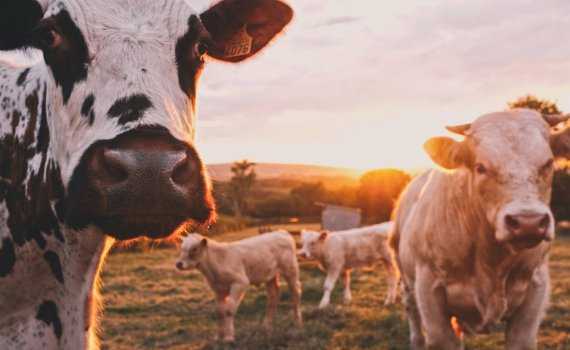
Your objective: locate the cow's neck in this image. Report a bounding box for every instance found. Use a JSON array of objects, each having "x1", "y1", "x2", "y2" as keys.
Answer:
[
  {"x1": 0, "y1": 62, "x2": 111, "y2": 349},
  {"x1": 198, "y1": 242, "x2": 230, "y2": 291}
]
